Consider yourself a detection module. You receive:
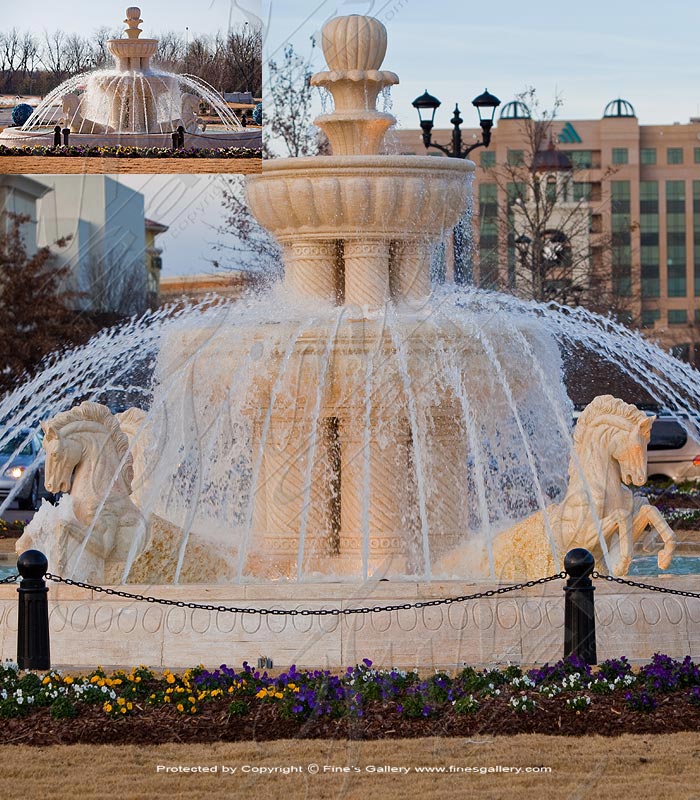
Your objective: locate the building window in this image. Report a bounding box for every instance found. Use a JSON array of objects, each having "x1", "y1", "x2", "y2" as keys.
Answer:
[
  {"x1": 667, "y1": 181, "x2": 686, "y2": 297},
  {"x1": 641, "y1": 310, "x2": 660, "y2": 328},
  {"x1": 480, "y1": 151, "x2": 496, "y2": 168},
  {"x1": 696, "y1": 308, "x2": 700, "y2": 323},
  {"x1": 612, "y1": 148, "x2": 628, "y2": 165},
  {"x1": 667, "y1": 147, "x2": 684, "y2": 165},
  {"x1": 669, "y1": 309, "x2": 688, "y2": 324},
  {"x1": 569, "y1": 150, "x2": 594, "y2": 169},
  {"x1": 507, "y1": 149, "x2": 524, "y2": 166},
  {"x1": 573, "y1": 182, "x2": 592, "y2": 201},
  {"x1": 611, "y1": 181, "x2": 631, "y2": 295},
  {"x1": 695, "y1": 148, "x2": 700, "y2": 164},
  {"x1": 641, "y1": 148, "x2": 657, "y2": 165},
  {"x1": 478, "y1": 184, "x2": 498, "y2": 288},
  {"x1": 640, "y1": 181, "x2": 659, "y2": 298}
]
